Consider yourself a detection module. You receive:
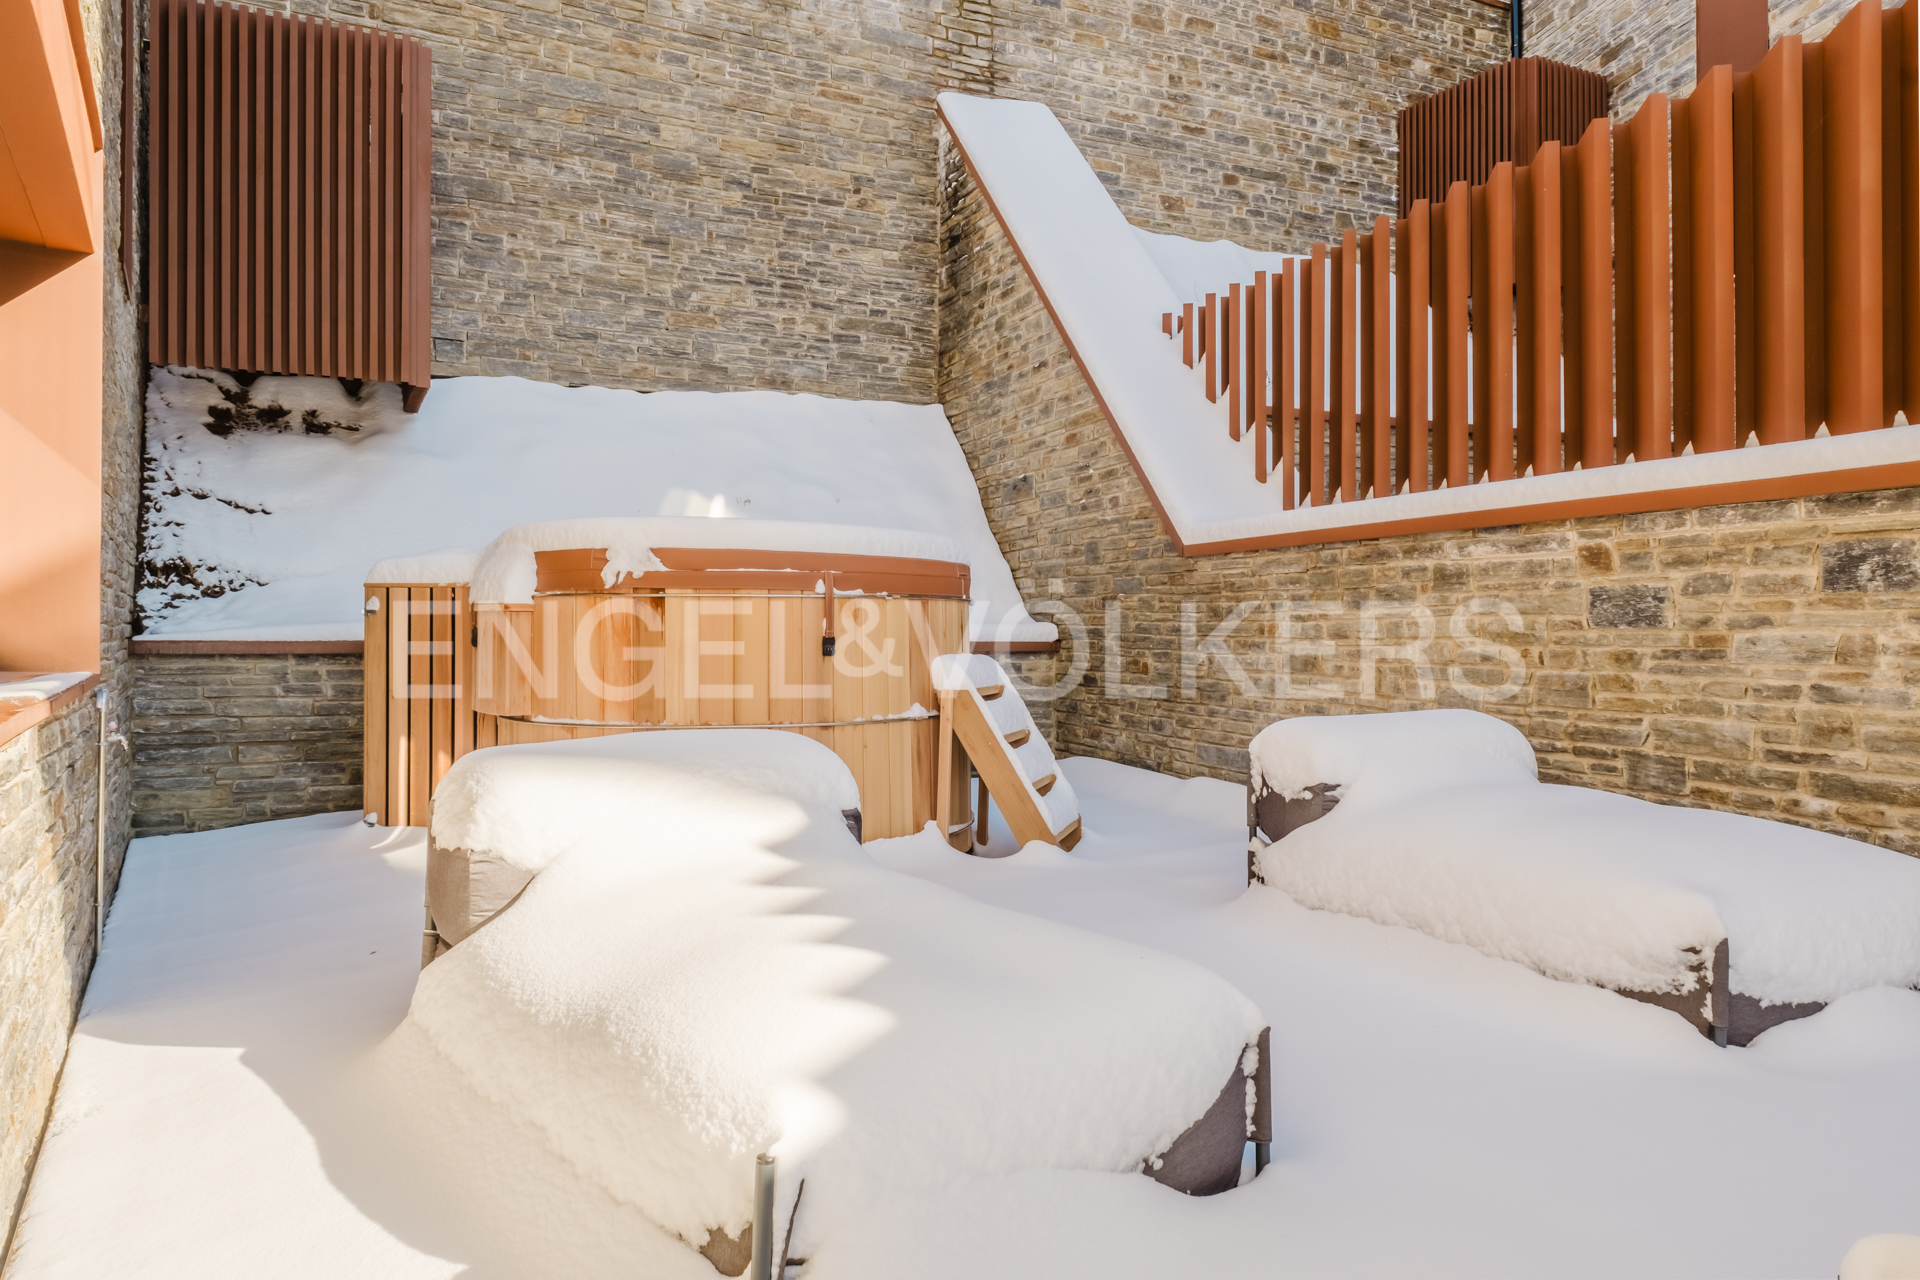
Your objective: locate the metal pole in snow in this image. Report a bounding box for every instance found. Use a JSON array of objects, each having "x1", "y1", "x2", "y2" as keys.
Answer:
[
  {"x1": 751, "y1": 1153, "x2": 776, "y2": 1280},
  {"x1": 93, "y1": 686, "x2": 128, "y2": 955}
]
